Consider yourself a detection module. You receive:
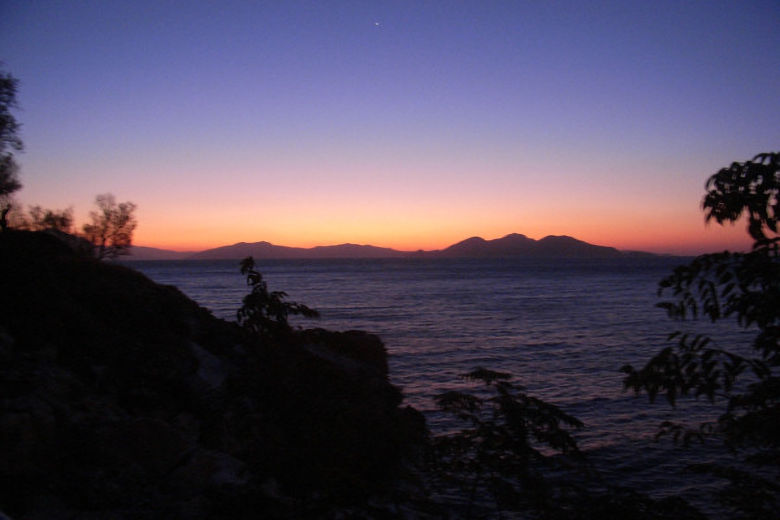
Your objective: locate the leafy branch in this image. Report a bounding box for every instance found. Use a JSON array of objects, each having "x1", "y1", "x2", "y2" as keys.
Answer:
[
  {"x1": 431, "y1": 368, "x2": 585, "y2": 514},
  {"x1": 236, "y1": 256, "x2": 319, "y2": 339},
  {"x1": 621, "y1": 152, "x2": 780, "y2": 516}
]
